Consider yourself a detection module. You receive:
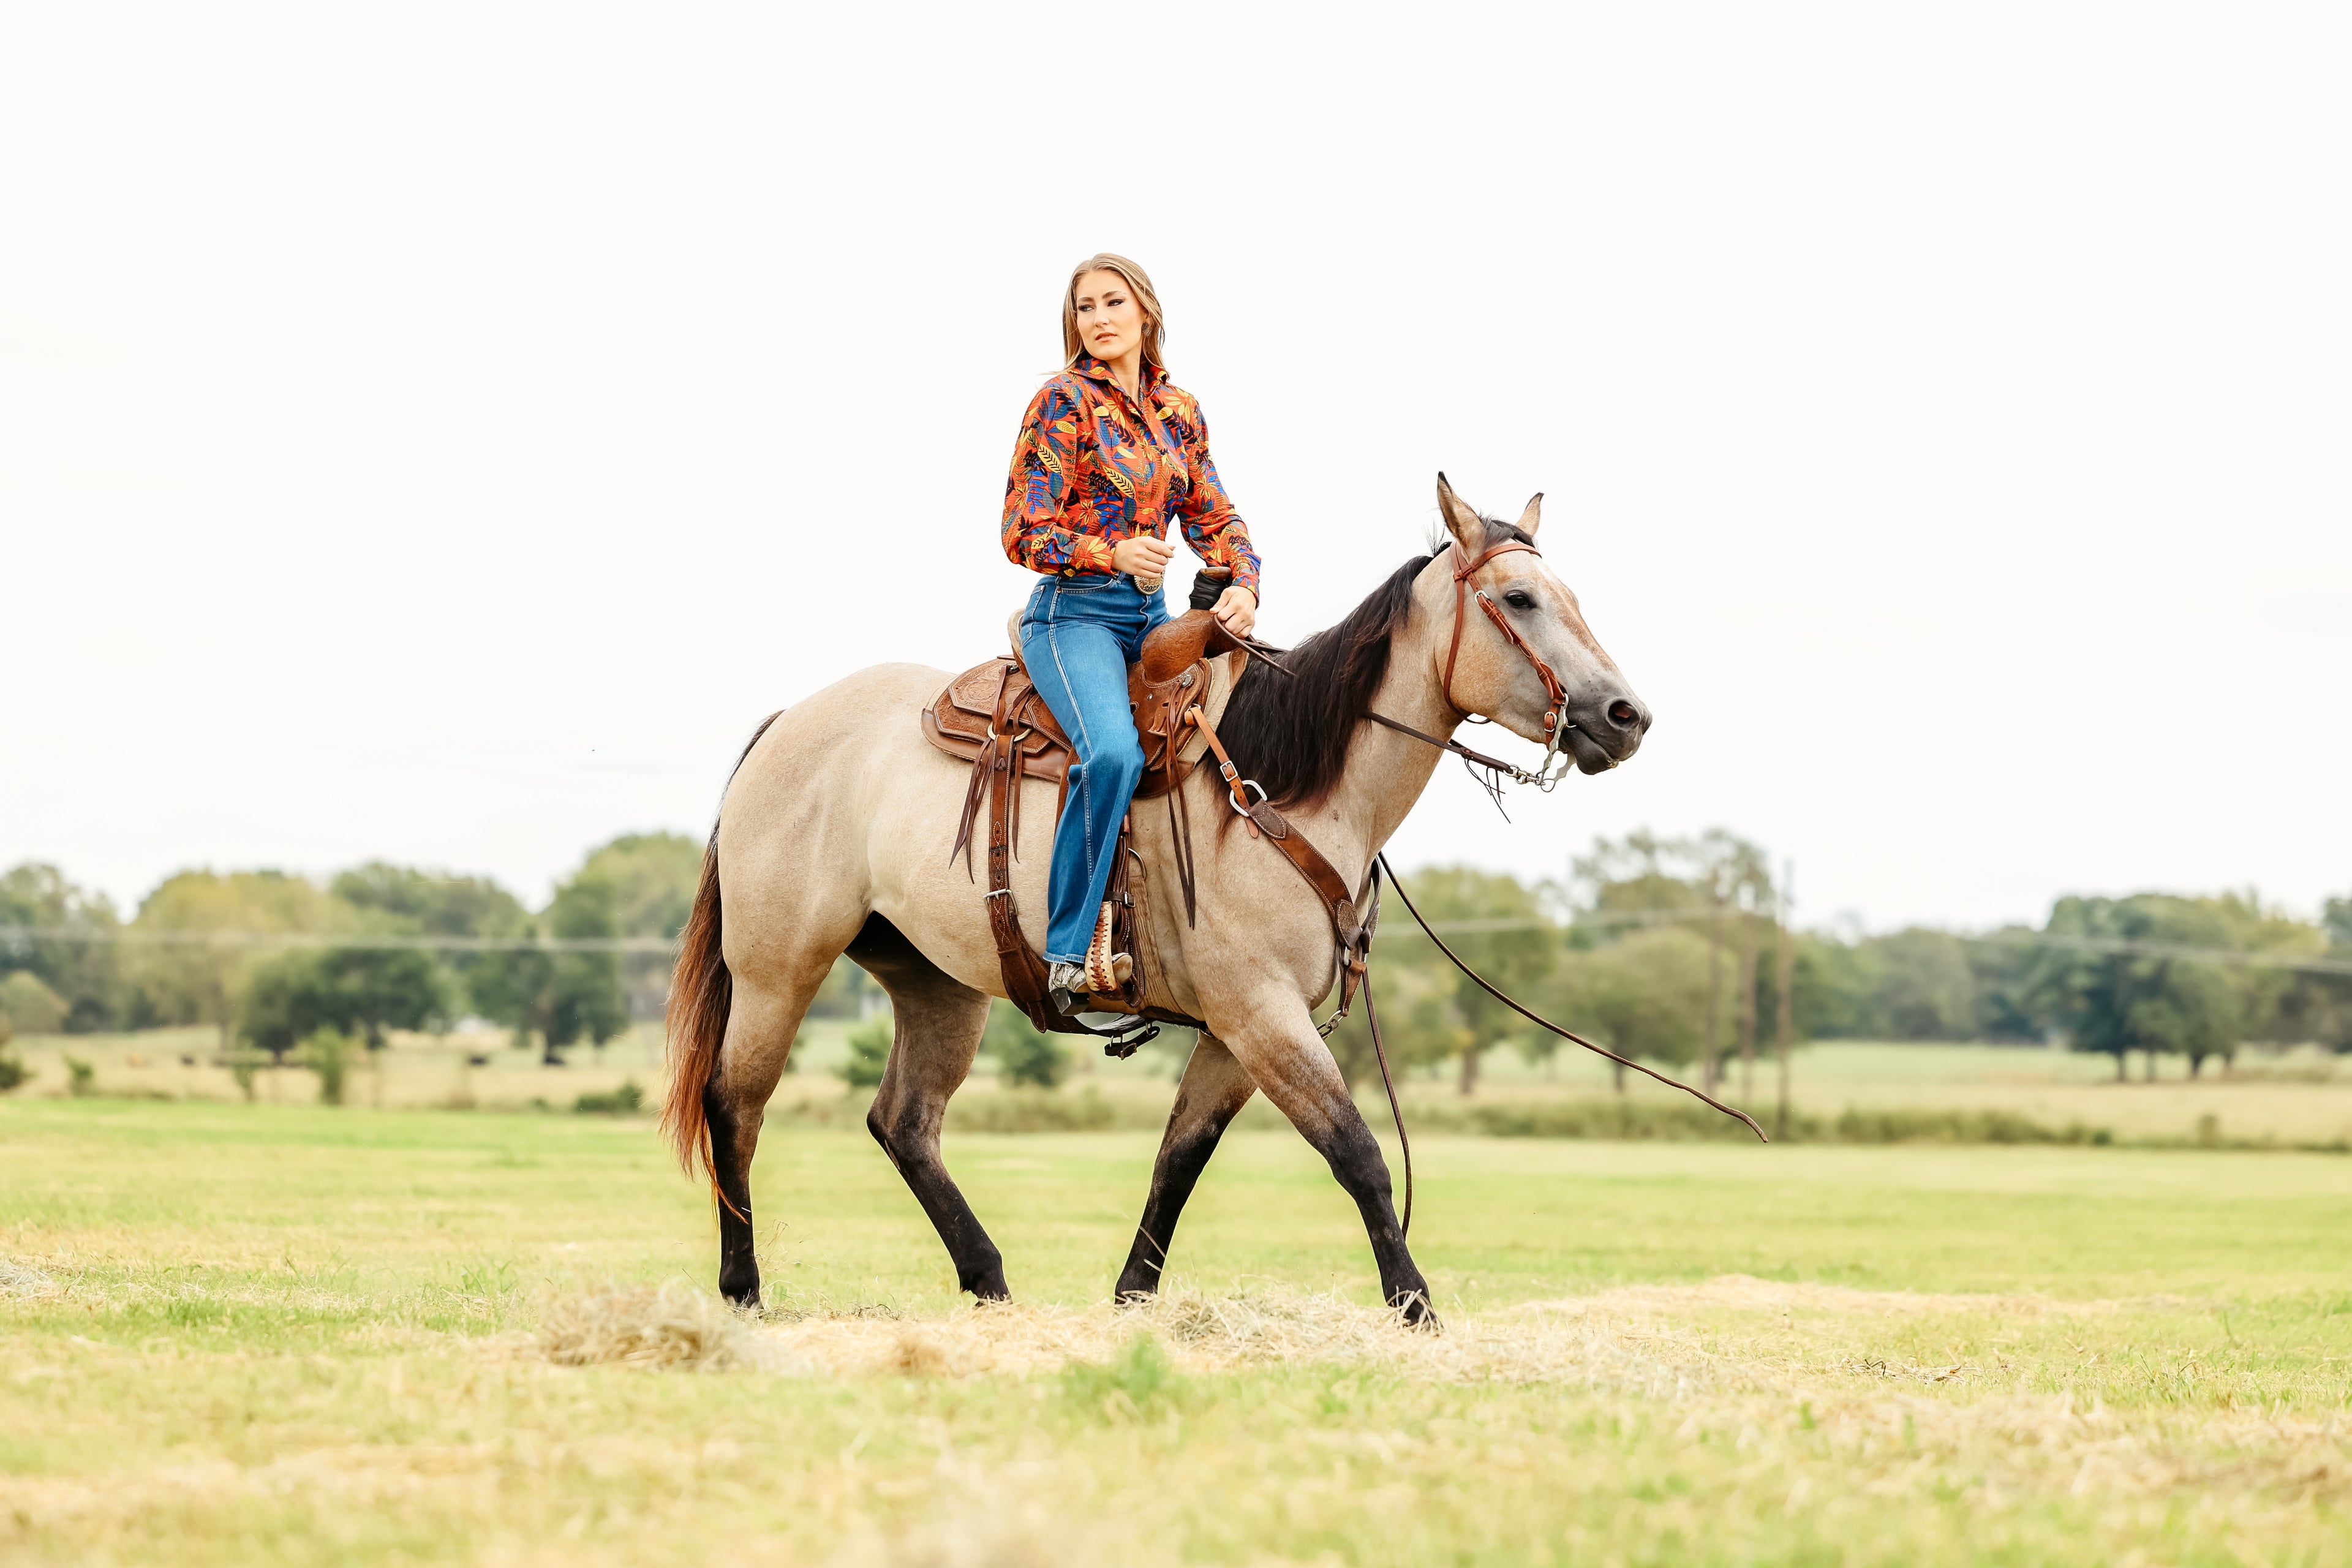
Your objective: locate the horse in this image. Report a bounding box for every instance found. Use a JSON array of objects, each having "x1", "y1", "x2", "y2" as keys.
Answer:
[{"x1": 661, "y1": 476, "x2": 1652, "y2": 1322}]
